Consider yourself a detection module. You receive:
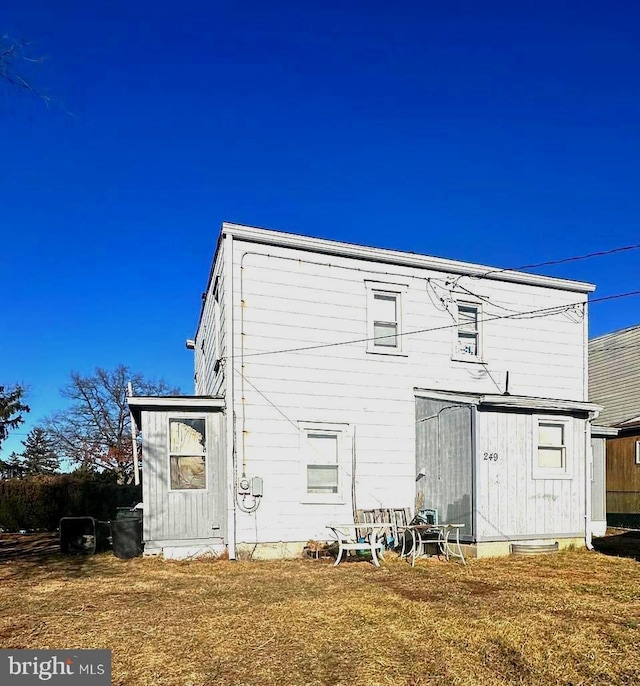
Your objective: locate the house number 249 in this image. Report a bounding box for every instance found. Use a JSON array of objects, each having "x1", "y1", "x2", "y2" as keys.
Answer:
[{"x1": 483, "y1": 452, "x2": 499, "y2": 461}]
